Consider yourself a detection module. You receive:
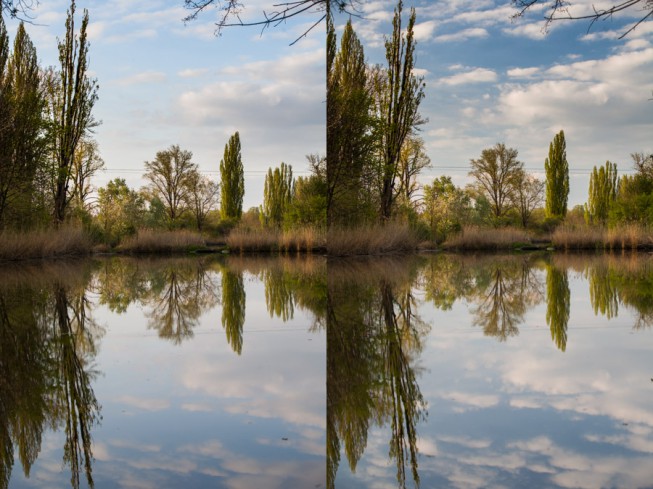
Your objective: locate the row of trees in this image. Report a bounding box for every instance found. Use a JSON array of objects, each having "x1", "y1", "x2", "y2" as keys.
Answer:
[
  {"x1": 95, "y1": 135, "x2": 326, "y2": 244},
  {"x1": 422, "y1": 131, "x2": 570, "y2": 240},
  {"x1": 0, "y1": 2, "x2": 99, "y2": 229}
]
